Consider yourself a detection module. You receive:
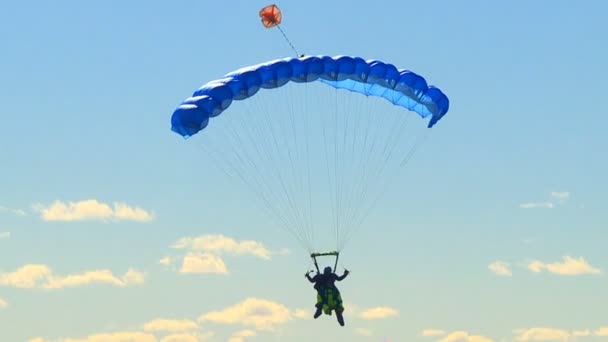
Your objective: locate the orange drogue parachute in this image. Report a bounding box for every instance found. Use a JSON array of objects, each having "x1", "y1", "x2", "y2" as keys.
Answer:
[{"x1": 259, "y1": 4, "x2": 282, "y2": 28}]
